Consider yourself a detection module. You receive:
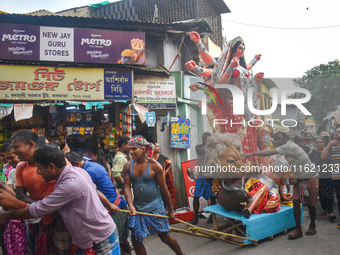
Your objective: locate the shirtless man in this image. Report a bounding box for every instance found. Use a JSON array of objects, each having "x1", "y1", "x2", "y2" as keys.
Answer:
[{"x1": 123, "y1": 136, "x2": 184, "y2": 255}]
